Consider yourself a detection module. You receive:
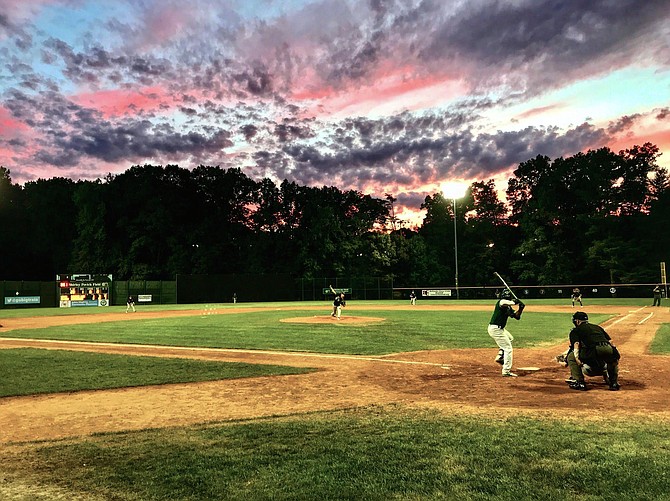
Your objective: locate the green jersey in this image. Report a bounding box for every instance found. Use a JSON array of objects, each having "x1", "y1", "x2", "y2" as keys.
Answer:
[{"x1": 489, "y1": 299, "x2": 517, "y2": 328}]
